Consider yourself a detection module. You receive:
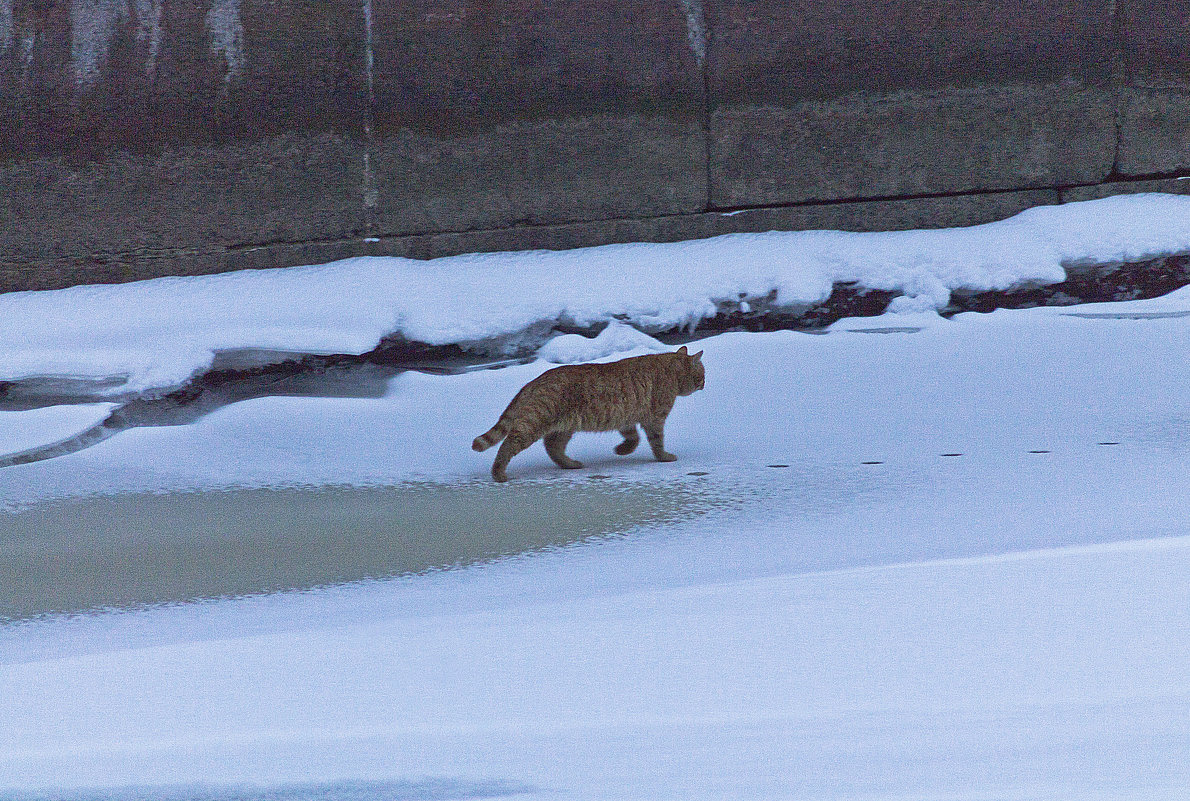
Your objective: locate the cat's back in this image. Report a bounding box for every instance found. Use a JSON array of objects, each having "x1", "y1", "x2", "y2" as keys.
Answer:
[
  {"x1": 544, "y1": 353, "x2": 665, "y2": 397},
  {"x1": 504, "y1": 353, "x2": 668, "y2": 425}
]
